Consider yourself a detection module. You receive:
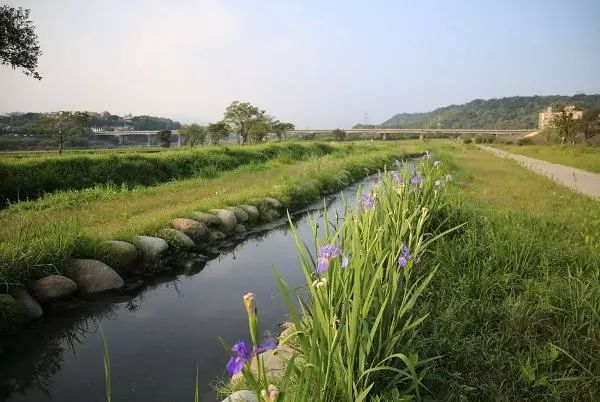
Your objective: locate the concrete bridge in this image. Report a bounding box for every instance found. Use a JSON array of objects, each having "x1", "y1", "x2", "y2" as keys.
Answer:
[
  {"x1": 290, "y1": 128, "x2": 536, "y2": 138},
  {"x1": 92, "y1": 130, "x2": 183, "y2": 146}
]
